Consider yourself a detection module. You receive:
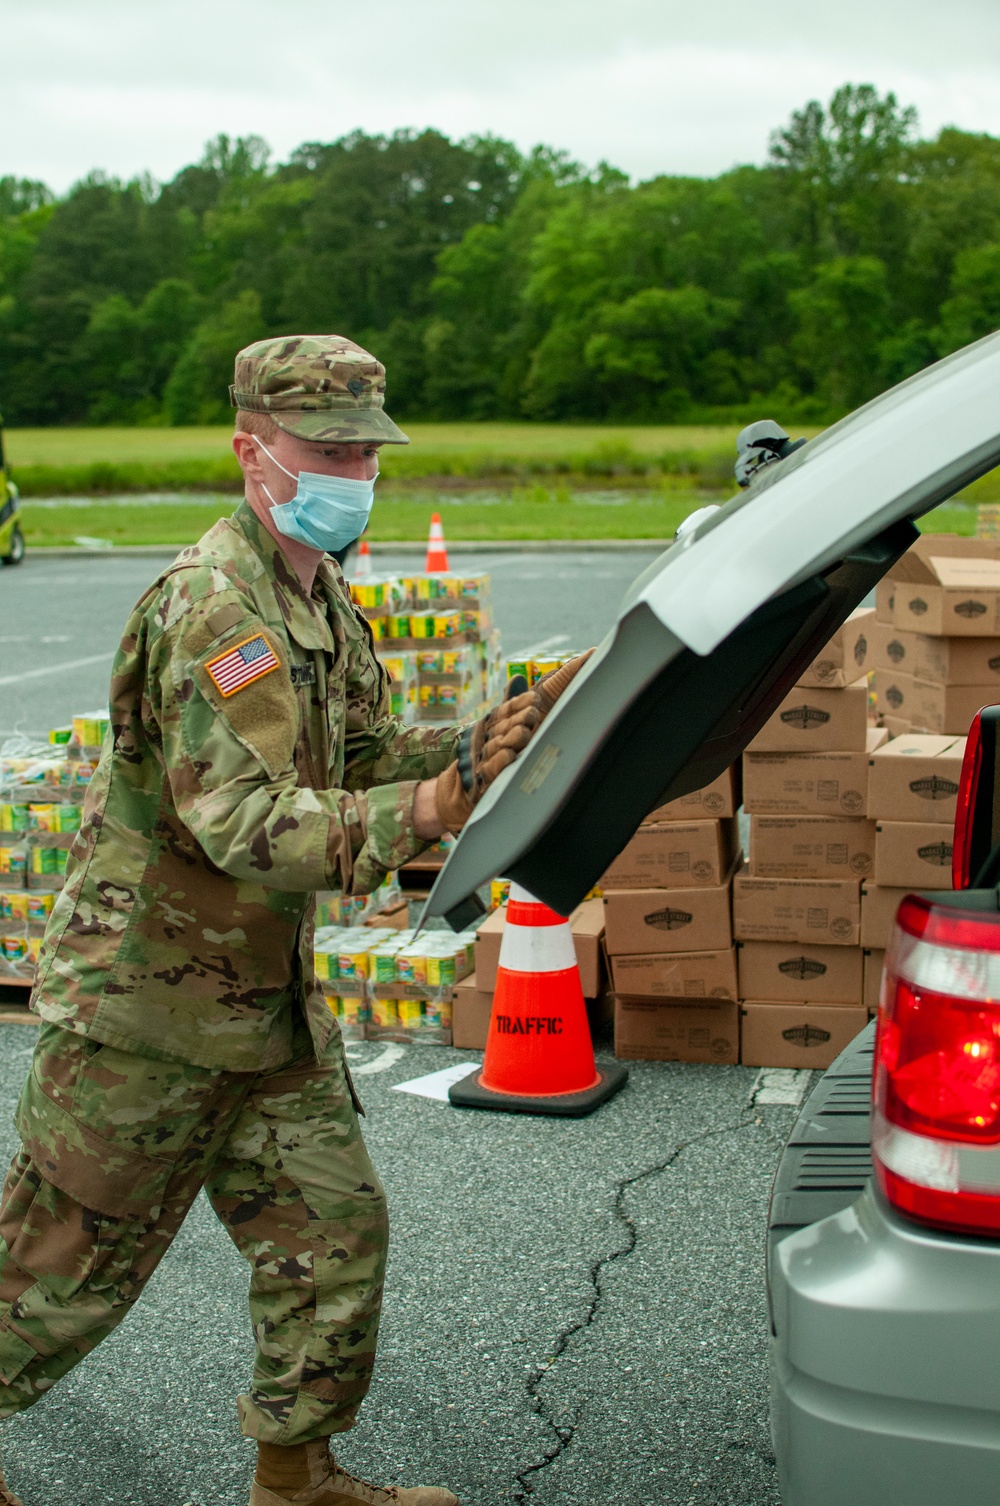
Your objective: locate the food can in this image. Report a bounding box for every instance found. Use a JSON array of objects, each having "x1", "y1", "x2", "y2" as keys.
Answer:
[
  {"x1": 337, "y1": 948, "x2": 369, "y2": 981},
  {"x1": 398, "y1": 999, "x2": 423, "y2": 1029},
  {"x1": 396, "y1": 947, "x2": 428, "y2": 986},
  {"x1": 1, "y1": 934, "x2": 28, "y2": 962},
  {"x1": 427, "y1": 952, "x2": 457, "y2": 988},
  {"x1": 530, "y1": 658, "x2": 560, "y2": 684},
  {"x1": 371, "y1": 998, "x2": 398, "y2": 1028},
  {"x1": 372, "y1": 949, "x2": 399, "y2": 984},
  {"x1": 491, "y1": 879, "x2": 511, "y2": 909},
  {"x1": 26, "y1": 892, "x2": 51, "y2": 922}
]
